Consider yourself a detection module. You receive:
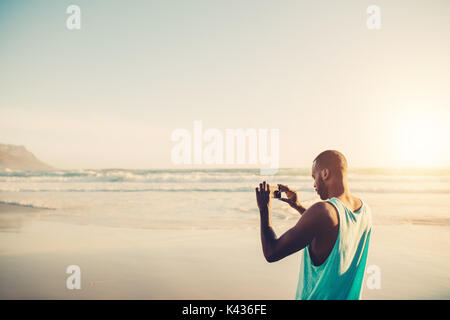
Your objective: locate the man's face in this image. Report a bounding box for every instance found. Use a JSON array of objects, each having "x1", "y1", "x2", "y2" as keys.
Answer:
[{"x1": 312, "y1": 163, "x2": 329, "y2": 200}]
